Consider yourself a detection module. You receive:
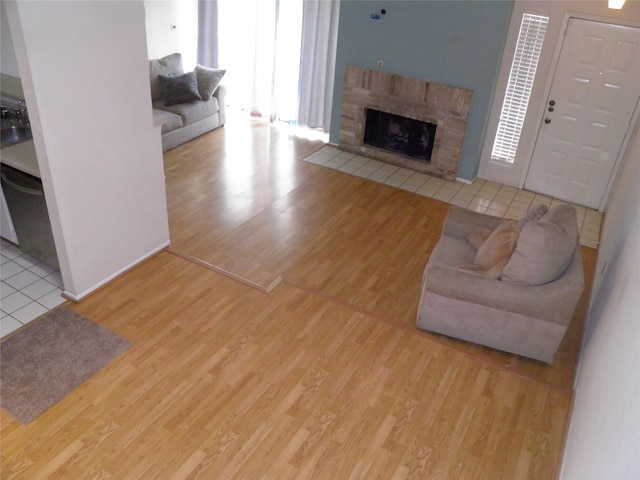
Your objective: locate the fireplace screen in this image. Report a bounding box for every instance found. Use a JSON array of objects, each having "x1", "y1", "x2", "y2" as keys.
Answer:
[
  {"x1": 363, "y1": 108, "x2": 437, "y2": 162},
  {"x1": 364, "y1": 108, "x2": 437, "y2": 162}
]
